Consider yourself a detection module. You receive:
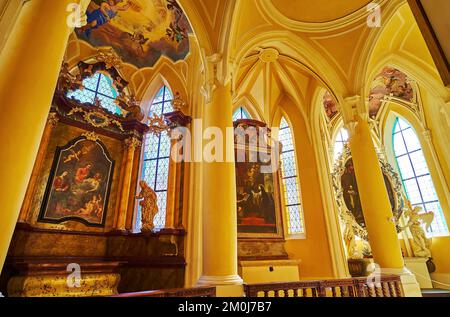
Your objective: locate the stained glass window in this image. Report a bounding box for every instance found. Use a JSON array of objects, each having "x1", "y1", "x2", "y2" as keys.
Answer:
[
  {"x1": 334, "y1": 127, "x2": 349, "y2": 161},
  {"x1": 67, "y1": 72, "x2": 122, "y2": 115},
  {"x1": 233, "y1": 107, "x2": 251, "y2": 121},
  {"x1": 393, "y1": 117, "x2": 449, "y2": 237},
  {"x1": 279, "y1": 117, "x2": 304, "y2": 235},
  {"x1": 137, "y1": 86, "x2": 174, "y2": 231}
]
